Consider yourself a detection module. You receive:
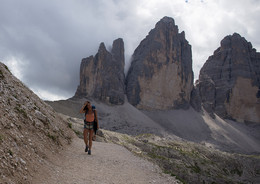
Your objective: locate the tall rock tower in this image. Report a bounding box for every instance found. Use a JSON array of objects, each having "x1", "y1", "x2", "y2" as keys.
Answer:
[
  {"x1": 126, "y1": 16, "x2": 193, "y2": 110},
  {"x1": 74, "y1": 38, "x2": 125, "y2": 105},
  {"x1": 193, "y1": 33, "x2": 260, "y2": 123}
]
